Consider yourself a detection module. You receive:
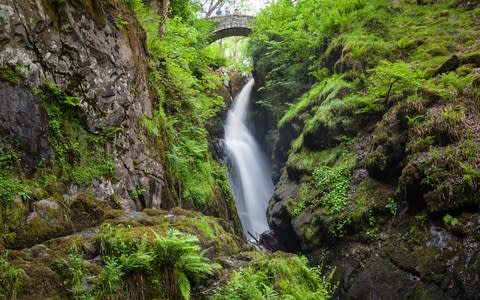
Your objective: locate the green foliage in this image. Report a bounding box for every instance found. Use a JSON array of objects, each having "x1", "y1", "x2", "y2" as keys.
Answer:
[
  {"x1": 368, "y1": 60, "x2": 424, "y2": 98},
  {"x1": 252, "y1": 0, "x2": 480, "y2": 146},
  {"x1": 43, "y1": 81, "x2": 81, "y2": 107},
  {"x1": 287, "y1": 145, "x2": 356, "y2": 218},
  {"x1": 0, "y1": 147, "x2": 29, "y2": 237},
  {"x1": 211, "y1": 253, "x2": 335, "y2": 300},
  {"x1": 57, "y1": 252, "x2": 92, "y2": 300},
  {"x1": 329, "y1": 216, "x2": 352, "y2": 238},
  {"x1": 312, "y1": 166, "x2": 350, "y2": 215},
  {"x1": 414, "y1": 212, "x2": 428, "y2": 225},
  {"x1": 95, "y1": 258, "x2": 124, "y2": 297},
  {"x1": 130, "y1": 0, "x2": 230, "y2": 206},
  {"x1": 127, "y1": 186, "x2": 146, "y2": 200},
  {"x1": 289, "y1": 183, "x2": 311, "y2": 218},
  {"x1": 208, "y1": 37, "x2": 252, "y2": 72},
  {"x1": 0, "y1": 175, "x2": 27, "y2": 232},
  {"x1": 0, "y1": 65, "x2": 25, "y2": 85},
  {"x1": 385, "y1": 198, "x2": 398, "y2": 216},
  {"x1": 443, "y1": 214, "x2": 459, "y2": 226},
  {"x1": 250, "y1": 0, "x2": 391, "y2": 120},
  {"x1": 364, "y1": 213, "x2": 378, "y2": 242},
  {"x1": 98, "y1": 224, "x2": 219, "y2": 300},
  {"x1": 33, "y1": 82, "x2": 115, "y2": 187},
  {"x1": 115, "y1": 17, "x2": 129, "y2": 30},
  {"x1": 0, "y1": 254, "x2": 24, "y2": 300}
]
